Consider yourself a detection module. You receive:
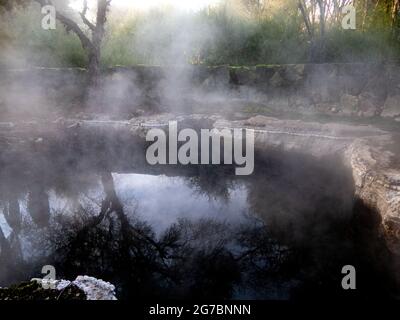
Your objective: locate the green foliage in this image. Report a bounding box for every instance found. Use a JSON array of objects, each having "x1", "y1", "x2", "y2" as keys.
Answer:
[
  {"x1": 0, "y1": 1, "x2": 399, "y2": 67},
  {"x1": 200, "y1": 8, "x2": 308, "y2": 65},
  {"x1": 323, "y1": 27, "x2": 400, "y2": 63},
  {"x1": 0, "y1": 0, "x2": 28, "y2": 11},
  {"x1": 0, "y1": 3, "x2": 87, "y2": 68}
]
